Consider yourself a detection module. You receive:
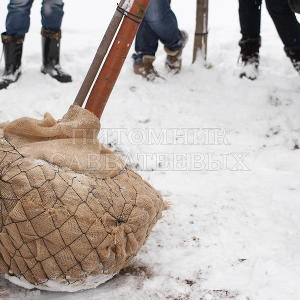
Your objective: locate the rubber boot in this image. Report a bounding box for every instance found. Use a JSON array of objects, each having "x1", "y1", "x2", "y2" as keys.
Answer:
[
  {"x1": 0, "y1": 33, "x2": 24, "y2": 90},
  {"x1": 239, "y1": 37, "x2": 261, "y2": 80},
  {"x1": 41, "y1": 28, "x2": 72, "y2": 83}
]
